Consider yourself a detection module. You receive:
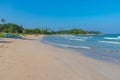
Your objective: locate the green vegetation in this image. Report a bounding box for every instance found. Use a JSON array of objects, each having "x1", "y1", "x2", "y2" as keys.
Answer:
[
  {"x1": 0, "y1": 33, "x2": 4, "y2": 37},
  {"x1": 0, "y1": 23, "x2": 23, "y2": 33},
  {"x1": 0, "y1": 18, "x2": 102, "y2": 35},
  {"x1": 23, "y1": 28, "x2": 41, "y2": 34}
]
